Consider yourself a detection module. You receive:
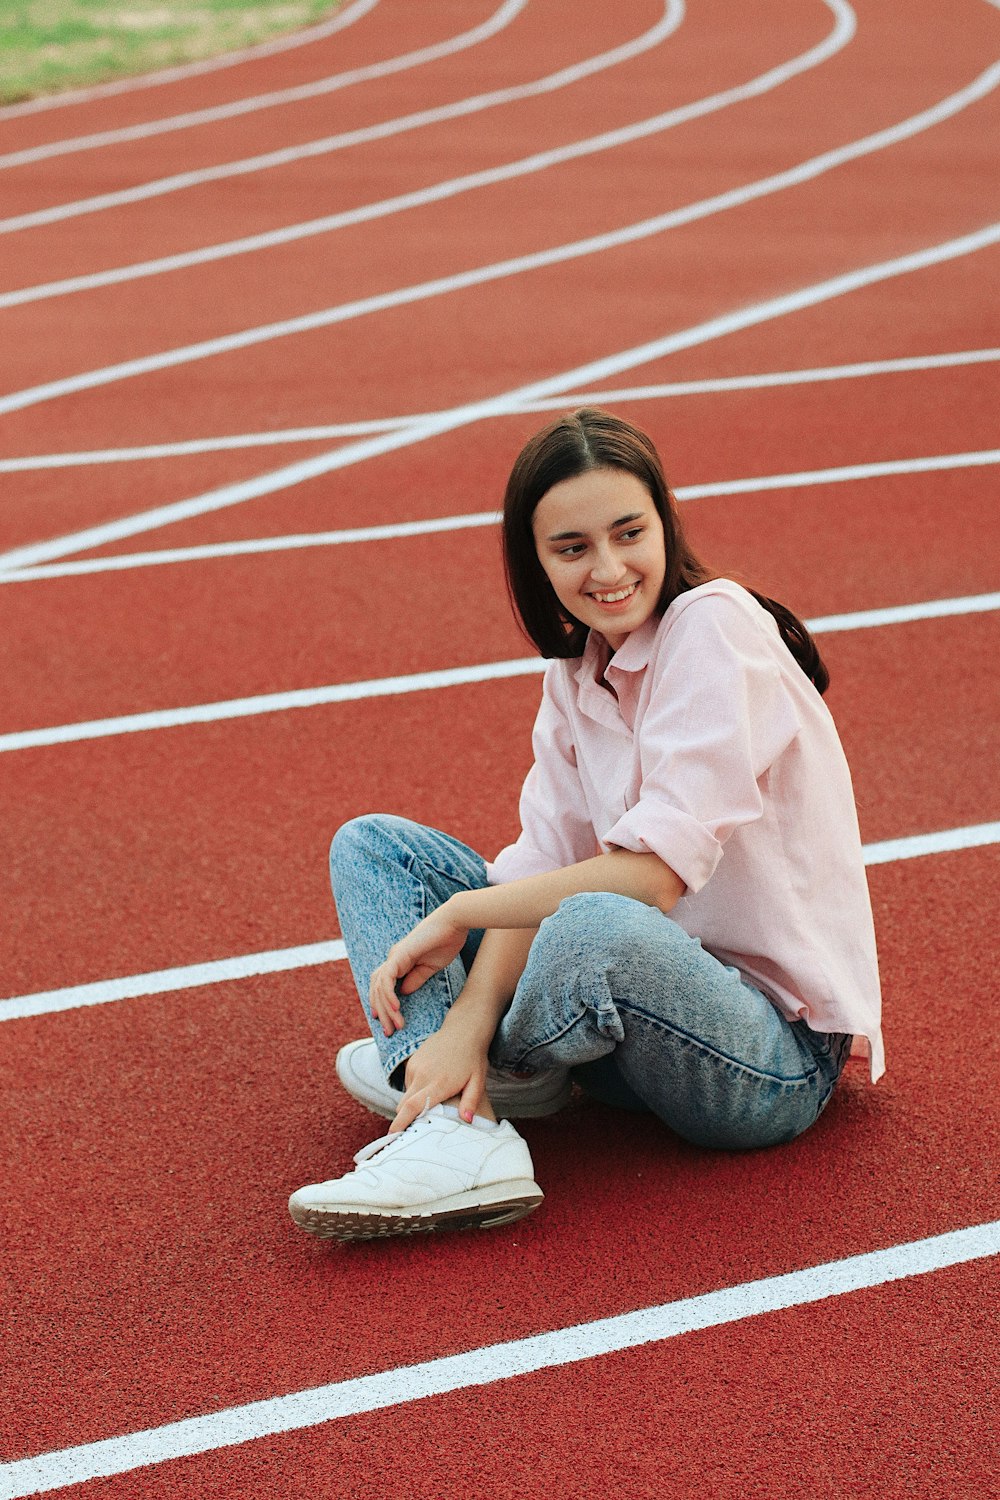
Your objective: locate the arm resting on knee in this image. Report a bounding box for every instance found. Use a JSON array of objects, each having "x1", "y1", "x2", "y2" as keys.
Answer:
[{"x1": 449, "y1": 849, "x2": 682, "y2": 934}]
